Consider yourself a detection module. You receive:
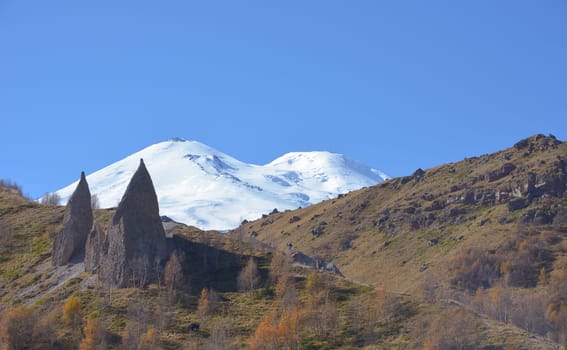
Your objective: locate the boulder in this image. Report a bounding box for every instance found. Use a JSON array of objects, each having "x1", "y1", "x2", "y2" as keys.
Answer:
[
  {"x1": 508, "y1": 198, "x2": 528, "y2": 212},
  {"x1": 97, "y1": 159, "x2": 169, "y2": 287},
  {"x1": 52, "y1": 172, "x2": 92, "y2": 265}
]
